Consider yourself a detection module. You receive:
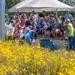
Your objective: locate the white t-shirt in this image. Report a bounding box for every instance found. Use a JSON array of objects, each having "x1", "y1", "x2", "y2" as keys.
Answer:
[{"x1": 6, "y1": 23, "x2": 14, "y2": 36}]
